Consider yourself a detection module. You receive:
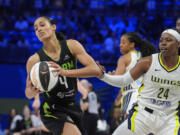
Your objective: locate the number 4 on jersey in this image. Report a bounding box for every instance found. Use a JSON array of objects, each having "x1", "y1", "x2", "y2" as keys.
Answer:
[{"x1": 59, "y1": 76, "x2": 68, "y2": 89}]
